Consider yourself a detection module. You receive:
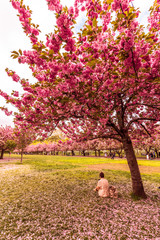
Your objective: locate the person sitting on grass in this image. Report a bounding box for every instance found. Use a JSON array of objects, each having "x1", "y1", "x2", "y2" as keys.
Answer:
[
  {"x1": 94, "y1": 172, "x2": 109, "y2": 197},
  {"x1": 94, "y1": 172, "x2": 118, "y2": 198}
]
